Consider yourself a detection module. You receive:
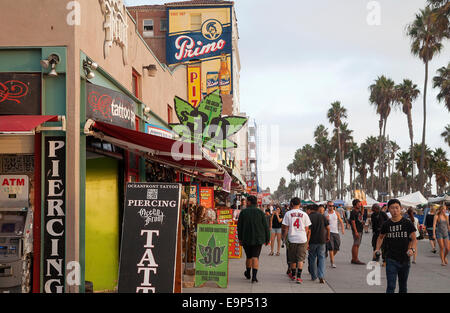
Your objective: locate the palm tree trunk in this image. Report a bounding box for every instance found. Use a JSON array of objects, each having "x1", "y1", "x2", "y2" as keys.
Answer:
[
  {"x1": 407, "y1": 110, "x2": 414, "y2": 192},
  {"x1": 378, "y1": 118, "x2": 383, "y2": 199},
  {"x1": 419, "y1": 61, "x2": 428, "y2": 194},
  {"x1": 382, "y1": 118, "x2": 388, "y2": 195}
]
